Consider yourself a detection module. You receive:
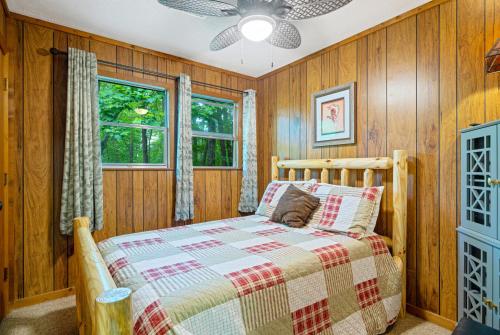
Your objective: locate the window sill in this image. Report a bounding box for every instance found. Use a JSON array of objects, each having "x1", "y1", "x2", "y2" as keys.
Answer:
[
  {"x1": 193, "y1": 167, "x2": 241, "y2": 171},
  {"x1": 102, "y1": 166, "x2": 242, "y2": 172},
  {"x1": 102, "y1": 166, "x2": 173, "y2": 171}
]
